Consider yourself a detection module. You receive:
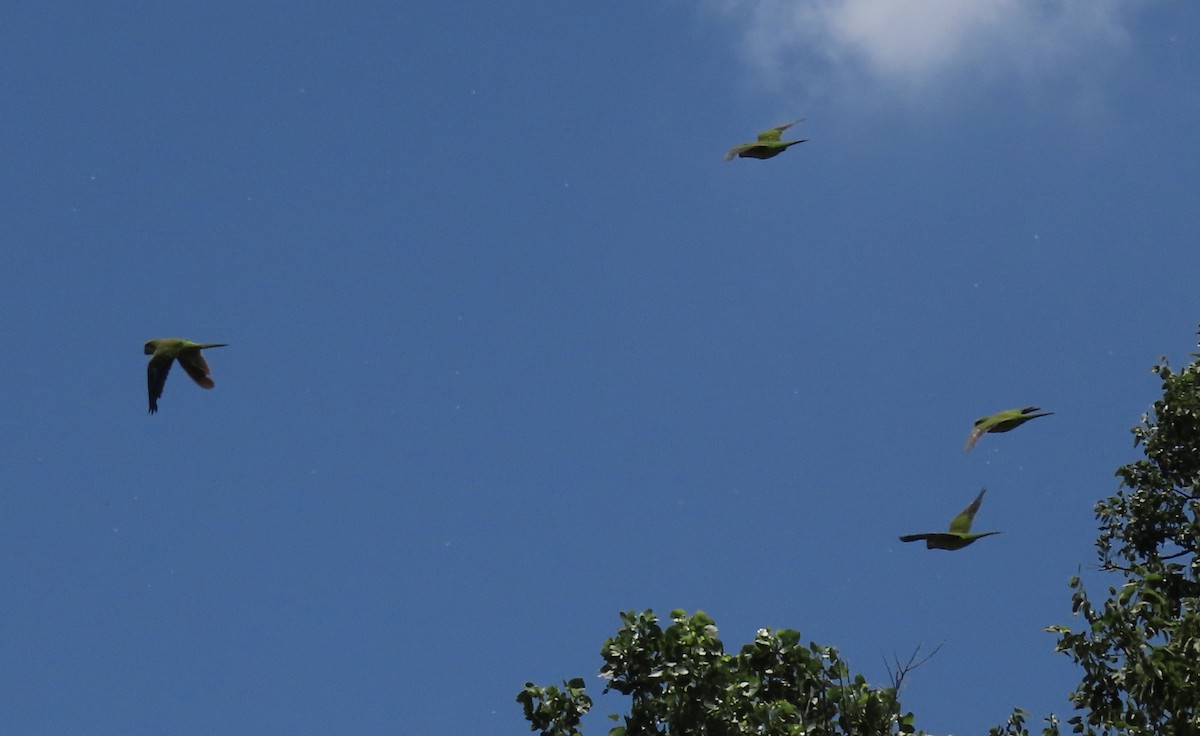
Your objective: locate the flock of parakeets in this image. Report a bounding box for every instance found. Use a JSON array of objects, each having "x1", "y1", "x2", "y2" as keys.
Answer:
[
  {"x1": 891, "y1": 405, "x2": 1054, "y2": 550},
  {"x1": 144, "y1": 120, "x2": 1052, "y2": 549},
  {"x1": 725, "y1": 119, "x2": 1054, "y2": 550},
  {"x1": 899, "y1": 406, "x2": 1053, "y2": 549}
]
